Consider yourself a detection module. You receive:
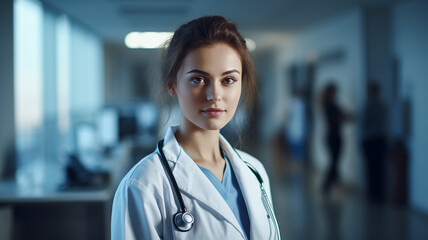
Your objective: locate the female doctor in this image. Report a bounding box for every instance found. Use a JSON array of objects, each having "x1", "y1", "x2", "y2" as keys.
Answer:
[{"x1": 111, "y1": 16, "x2": 280, "y2": 240}]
